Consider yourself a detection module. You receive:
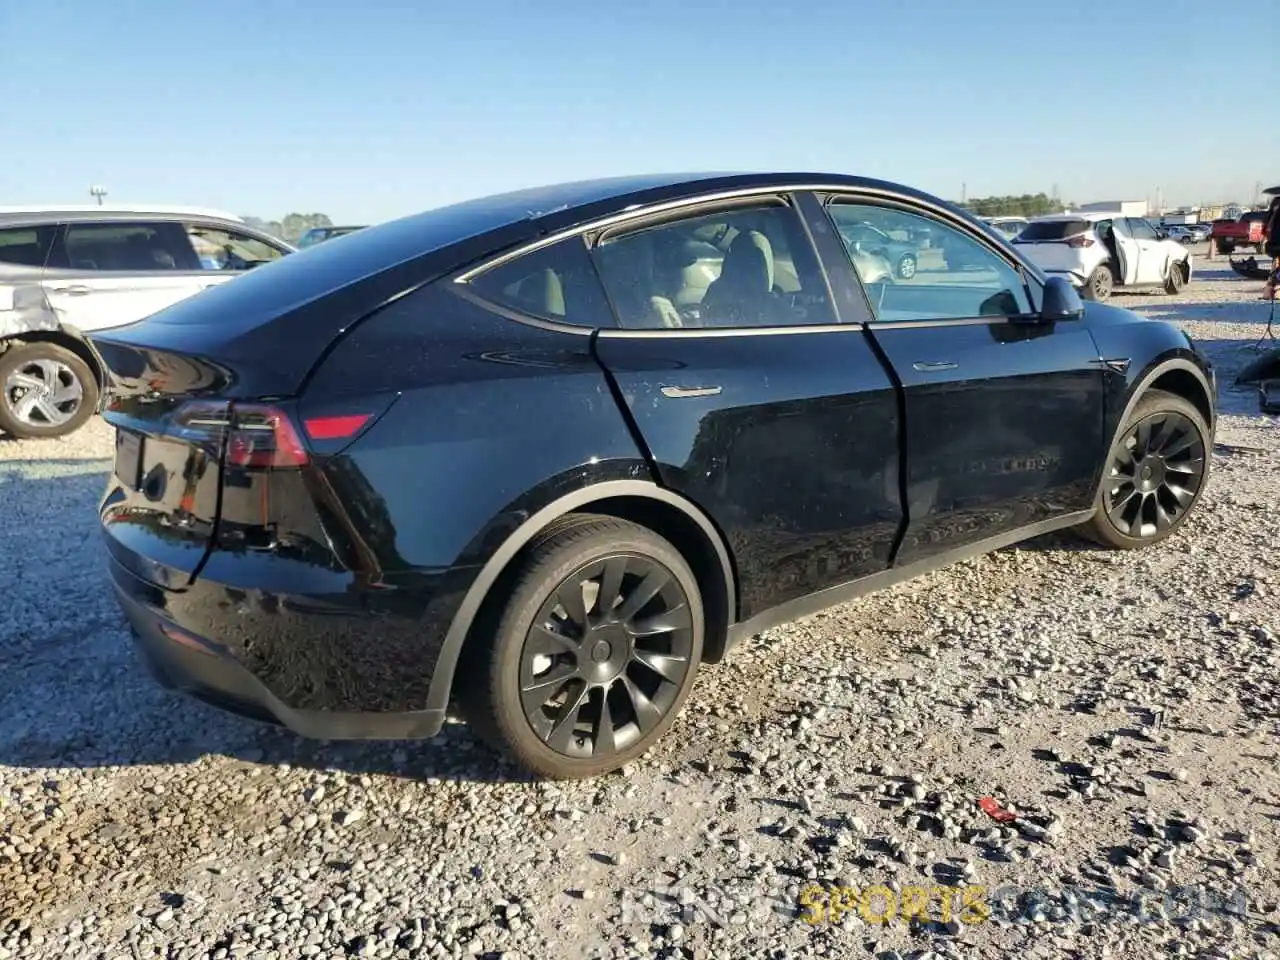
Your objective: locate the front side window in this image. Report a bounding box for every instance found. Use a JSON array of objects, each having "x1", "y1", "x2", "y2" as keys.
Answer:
[
  {"x1": 186, "y1": 225, "x2": 287, "y2": 271},
  {"x1": 593, "y1": 202, "x2": 835, "y2": 329},
  {"x1": 0, "y1": 224, "x2": 57, "y2": 267},
  {"x1": 467, "y1": 235, "x2": 613, "y2": 327},
  {"x1": 828, "y1": 201, "x2": 1032, "y2": 322},
  {"x1": 61, "y1": 222, "x2": 200, "y2": 271},
  {"x1": 1127, "y1": 218, "x2": 1159, "y2": 241}
]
